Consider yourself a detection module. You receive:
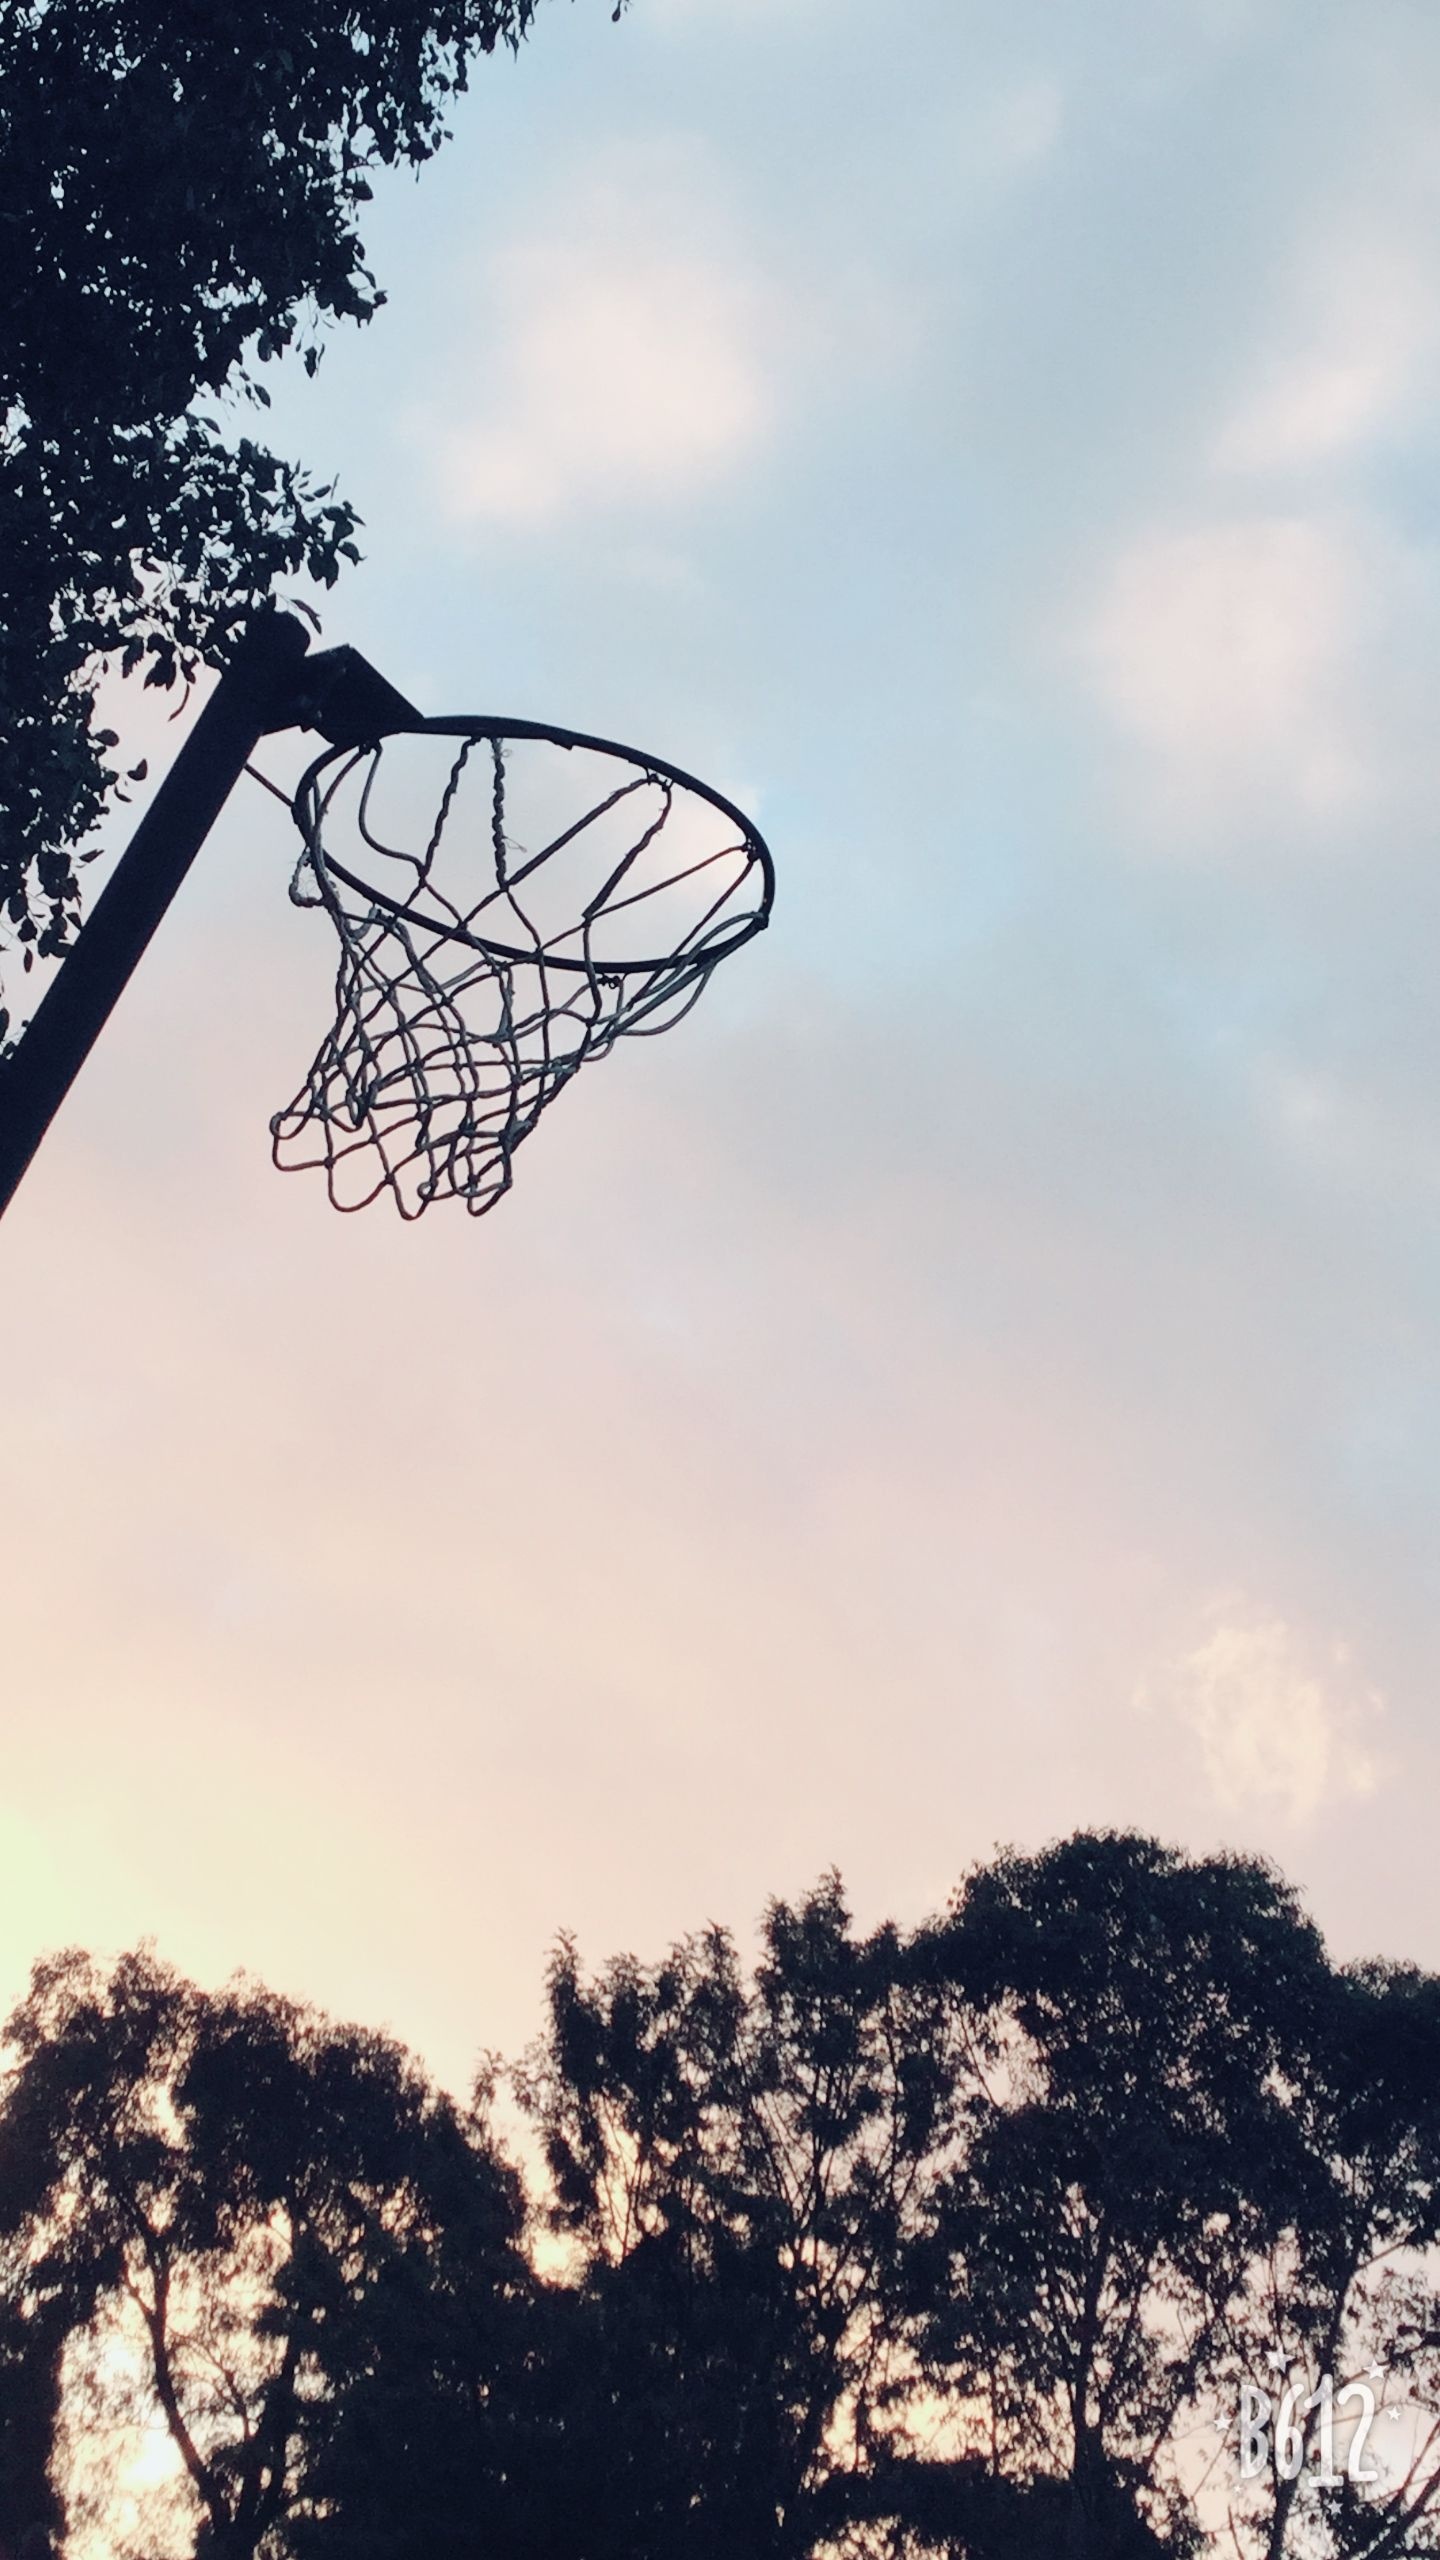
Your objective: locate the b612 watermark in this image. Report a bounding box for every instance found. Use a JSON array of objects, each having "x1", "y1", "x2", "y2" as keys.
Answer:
[{"x1": 1237, "y1": 2373, "x2": 1380, "y2": 2487}]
